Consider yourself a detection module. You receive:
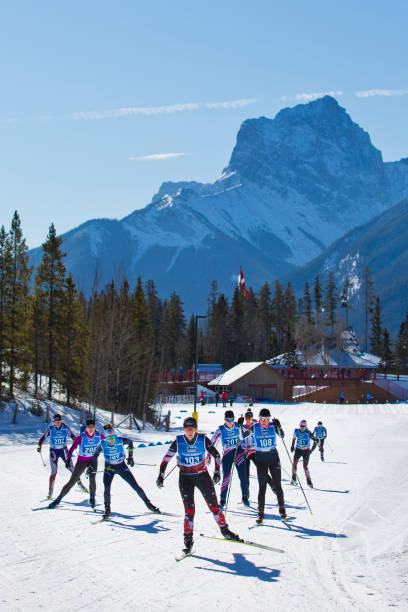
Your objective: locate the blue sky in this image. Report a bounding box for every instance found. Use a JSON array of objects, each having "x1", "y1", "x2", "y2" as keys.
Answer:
[{"x1": 1, "y1": 0, "x2": 407, "y2": 248}]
